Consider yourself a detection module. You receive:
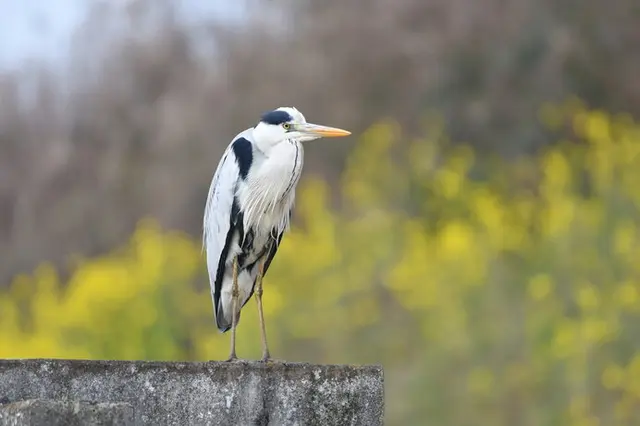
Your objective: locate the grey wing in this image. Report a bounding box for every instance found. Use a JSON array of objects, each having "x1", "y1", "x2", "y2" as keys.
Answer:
[{"x1": 203, "y1": 144, "x2": 240, "y2": 320}]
